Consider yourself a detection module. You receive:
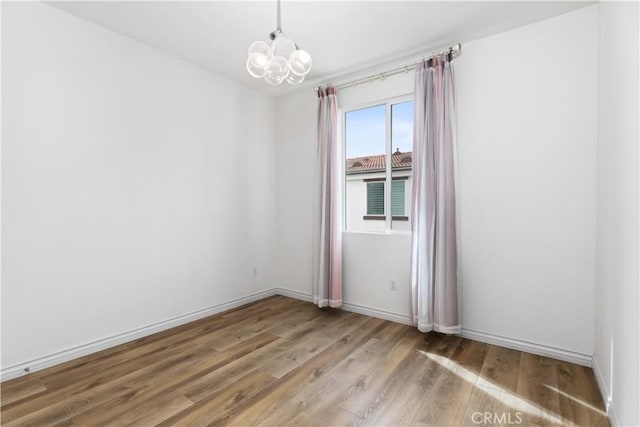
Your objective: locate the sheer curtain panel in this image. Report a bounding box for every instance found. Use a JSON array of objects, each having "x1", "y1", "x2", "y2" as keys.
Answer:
[
  {"x1": 411, "y1": 54, "x2": 461, "y2": 333},
  {"x1": 312, "y1": 87, "x2": 342, "y2": 308}
]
